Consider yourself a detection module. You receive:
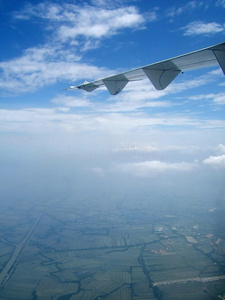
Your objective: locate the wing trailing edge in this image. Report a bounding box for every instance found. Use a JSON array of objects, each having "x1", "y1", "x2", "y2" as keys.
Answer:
[{"x1": 69, "y1": 42, "x2": 225, "y2": 95}]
